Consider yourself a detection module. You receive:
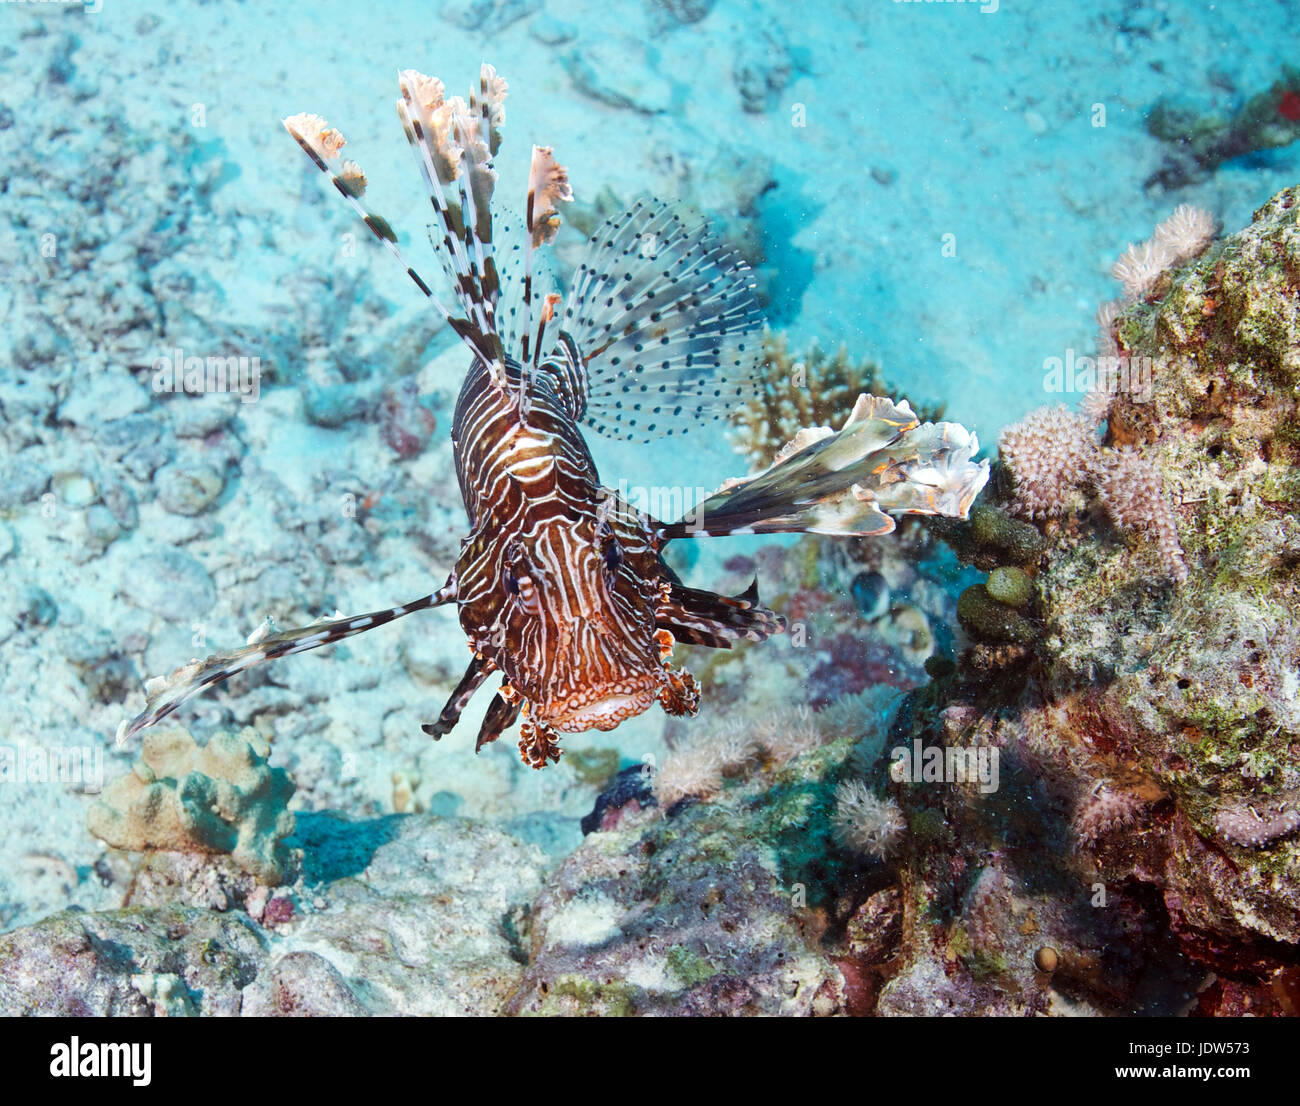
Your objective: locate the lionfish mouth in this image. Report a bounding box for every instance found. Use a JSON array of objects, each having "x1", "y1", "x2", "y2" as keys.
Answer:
[{"x1": 540, "y1": 677, "x2": 662, "y2": 733}]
